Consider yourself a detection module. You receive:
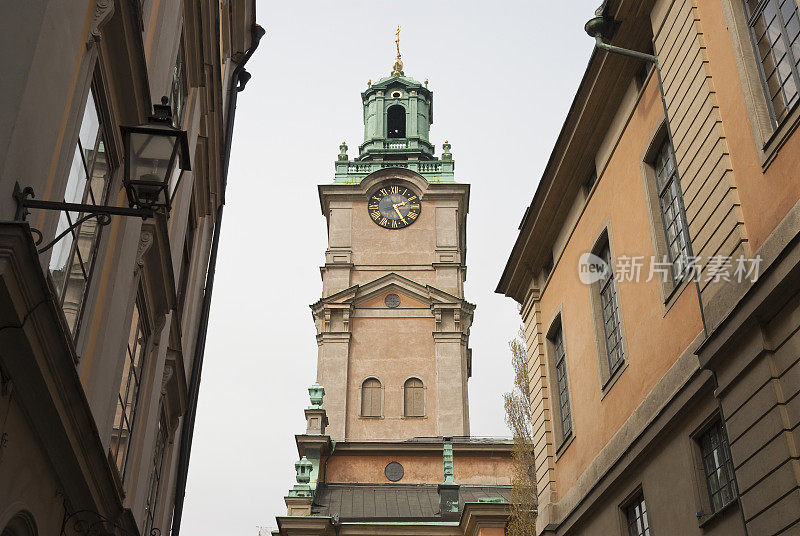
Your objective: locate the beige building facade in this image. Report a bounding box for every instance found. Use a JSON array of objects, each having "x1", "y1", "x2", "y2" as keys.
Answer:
[
  {"x1": 499, "y1": 1, "x2": 800, "y2": 535},
  {"x1": 273, "y1": 51, "x2": 512, "y2": 536},
  {"x1": 0, "y1": 2, "x2": 258, "y2": 535}
]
